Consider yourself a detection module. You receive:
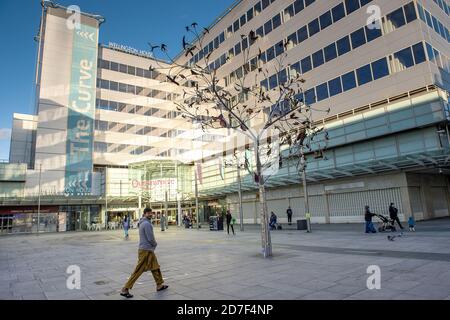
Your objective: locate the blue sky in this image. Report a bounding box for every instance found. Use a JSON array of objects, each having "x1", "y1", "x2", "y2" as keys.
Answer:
[{"x1": 0, "y1": 0, "x2": 233, "y2": 160}]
